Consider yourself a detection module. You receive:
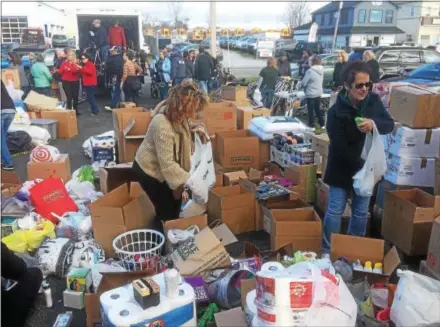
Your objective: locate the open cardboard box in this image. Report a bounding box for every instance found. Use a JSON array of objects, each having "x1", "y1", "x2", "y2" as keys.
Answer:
[
  {"x1": 1, "y1": 171, "x2": 21, "y2": 197},
  {"x1": 99, "y1": 163, "x2": 137, "y2": 193},
  {"x1": 122, "y1": 114, "x2": 152, "y2": 162},
  {"x1": 215, "y1": 130, "x2": 259, "y2": 169},
  {"x1": 331, "y1": 234, "x2": 400, "y2": 284},
  {"x1": 85, "y1": 270, "x2": 154, "y2": 327}
]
